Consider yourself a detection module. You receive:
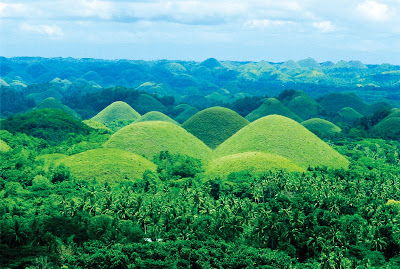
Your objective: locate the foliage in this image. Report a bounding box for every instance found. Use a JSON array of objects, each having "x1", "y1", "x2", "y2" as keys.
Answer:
[
  {"x1": 214, "y1": 115, "x2": 349, "y2": 169},
  {"x1": 301, "y1": 118, "x2": 342, "y2": 139},
  {"x1": 35, "y1": 97, "x2": 81, "y2": 120},
  {"x1": 182, "y1": 107, "x2": 249, "y2": 149}
]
